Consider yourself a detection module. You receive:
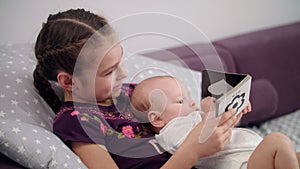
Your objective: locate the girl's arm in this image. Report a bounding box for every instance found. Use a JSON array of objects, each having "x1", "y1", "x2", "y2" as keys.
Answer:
[{"x1": 71, "y1": 142, "x2": 119, "y2": 169}]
